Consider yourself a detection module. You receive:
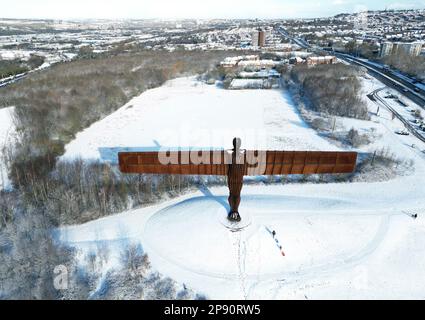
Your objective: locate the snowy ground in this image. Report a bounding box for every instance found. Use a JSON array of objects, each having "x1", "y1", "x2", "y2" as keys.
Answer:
[
  {"x1": 0, "y1": 107, "x2": 15, "y2": 190},
  {"x1": 61, "y1": 77, "x2": 339, "y2": 163},
  {"x1": 60, "y1": 183, "x2": 425, "y2": 299},
  {"x1": 59, "y1": 77, "x2": 425, "y2": 300}
]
